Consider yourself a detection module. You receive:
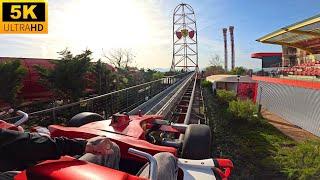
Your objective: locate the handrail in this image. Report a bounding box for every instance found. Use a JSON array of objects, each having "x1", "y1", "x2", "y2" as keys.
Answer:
[
  {"x1": 128, "y1": 148, "x2": 158, "y2": 180},
  {"x1": 14, "y1": 110, "x2": 29, "y2": 126}
]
